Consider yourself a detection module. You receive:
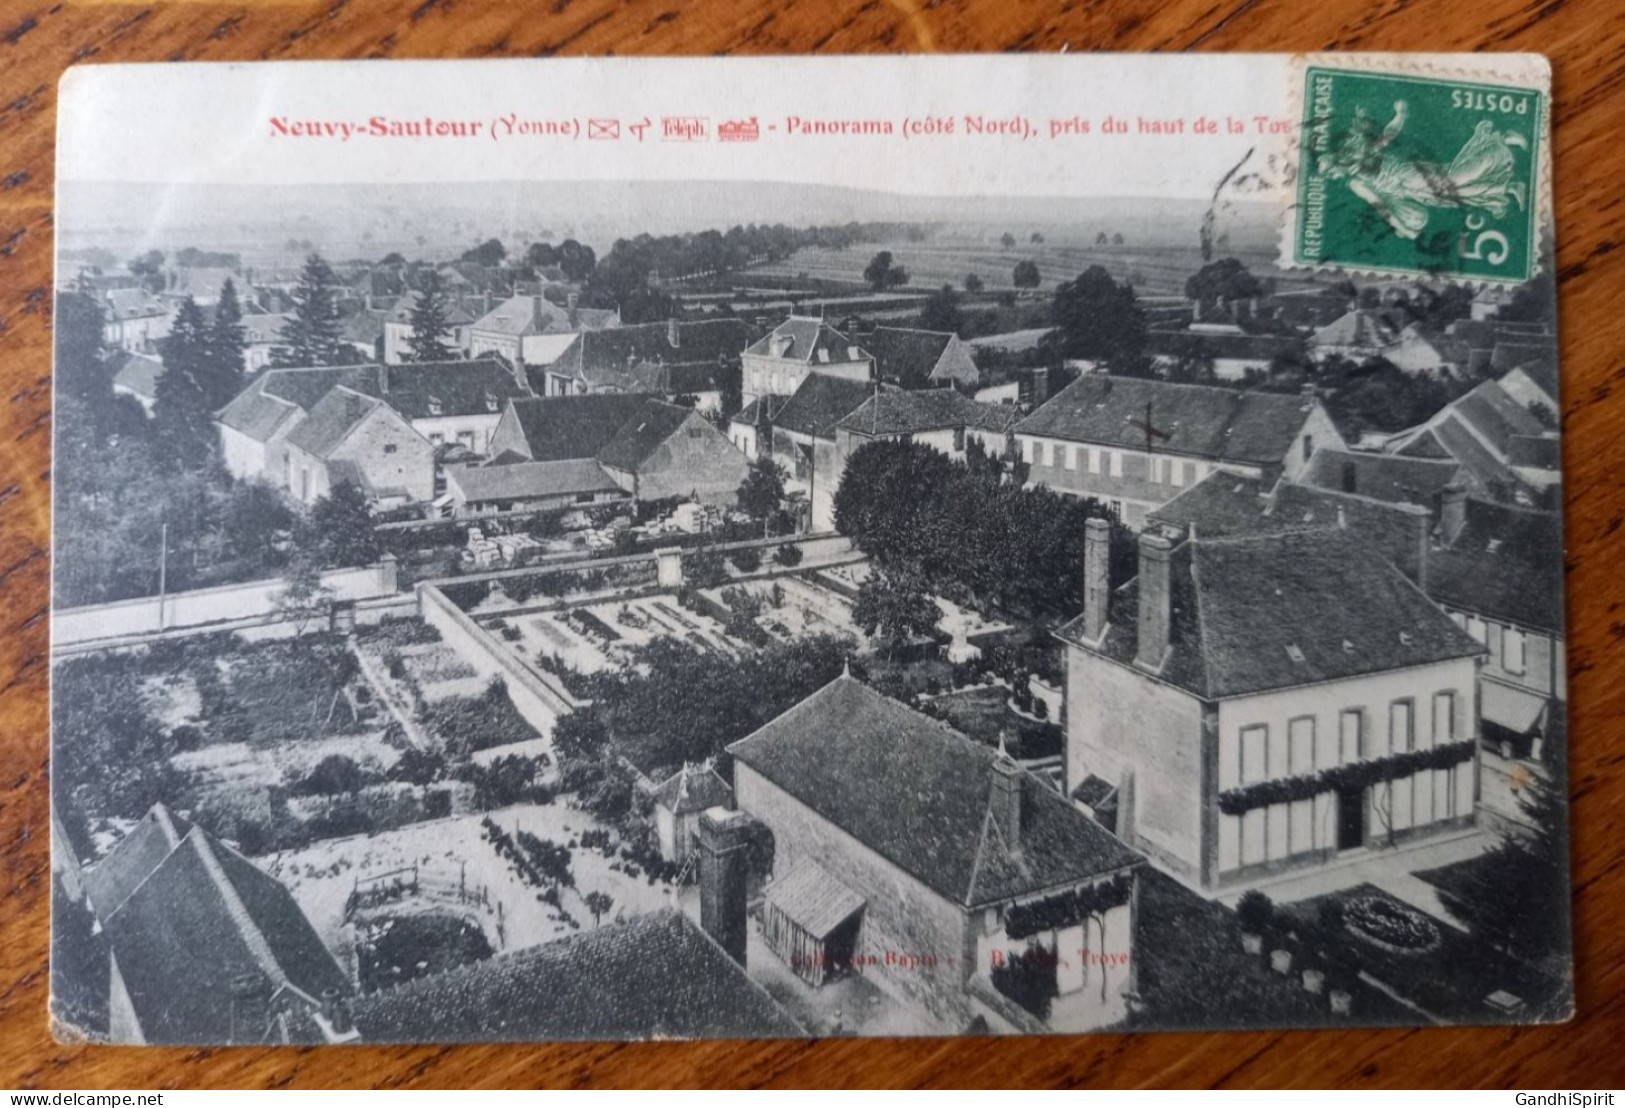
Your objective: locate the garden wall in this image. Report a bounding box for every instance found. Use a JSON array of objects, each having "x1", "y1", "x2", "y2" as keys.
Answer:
[
  {"x1": 54, "y1": 560, "x2": 400, "y2": 649},
  {"x1": 417, "y1": 583, "x2": 580, "y2": 740}
]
